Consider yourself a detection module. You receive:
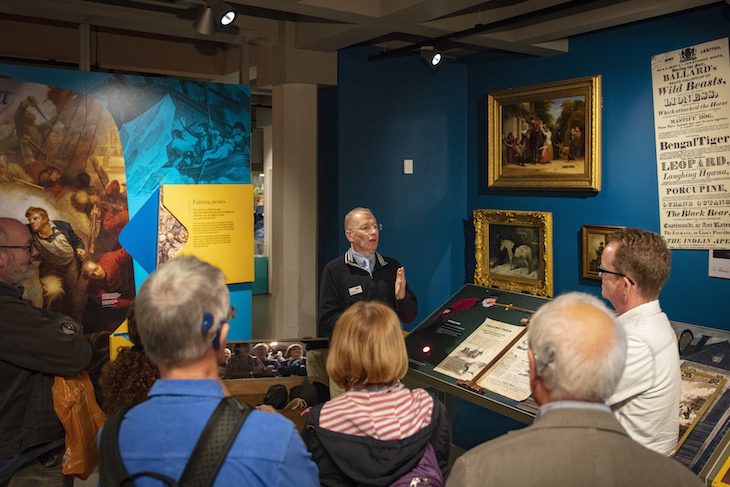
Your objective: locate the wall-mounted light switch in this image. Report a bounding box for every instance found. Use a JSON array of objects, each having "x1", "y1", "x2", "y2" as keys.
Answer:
[{"x1": 404, "y1": 159, "x2": 413, "y2": 174}]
